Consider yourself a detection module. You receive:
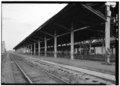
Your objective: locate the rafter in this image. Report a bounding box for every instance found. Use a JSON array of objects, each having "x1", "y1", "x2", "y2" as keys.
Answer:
[
  {"x1": 31, "y1": 36, "x2": 43, "y2": 41},
  {"x1": 52, "y1": 22, "x2": 70, "y2": 31}
]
